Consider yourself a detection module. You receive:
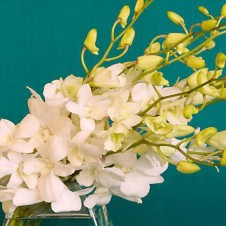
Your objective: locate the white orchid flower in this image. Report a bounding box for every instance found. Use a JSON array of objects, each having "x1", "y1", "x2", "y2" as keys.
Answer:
[
  {"x1": 66, "y1": 84, "x2": 111, "y2": 136},
  {"x1": 93, "y1": 63, "x2": 126, "y2": 88},
  {"x1": 120, "y1": 151, "x2": 168, "y2": 200},
  {"x1": 0, "y1": 115, "x2": 39, "y2": 154}
]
